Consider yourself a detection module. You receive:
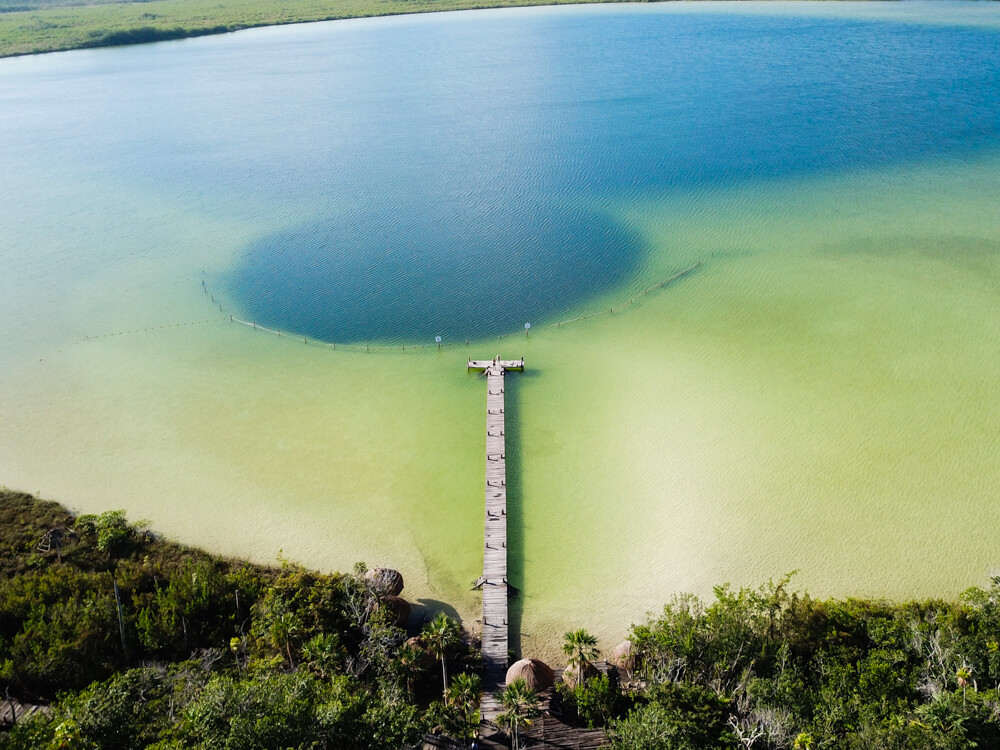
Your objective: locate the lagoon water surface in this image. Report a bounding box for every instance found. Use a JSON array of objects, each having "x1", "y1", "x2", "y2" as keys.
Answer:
[{"x1": 2, "y1": 2, "x2": 1000, "y2": 656}]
